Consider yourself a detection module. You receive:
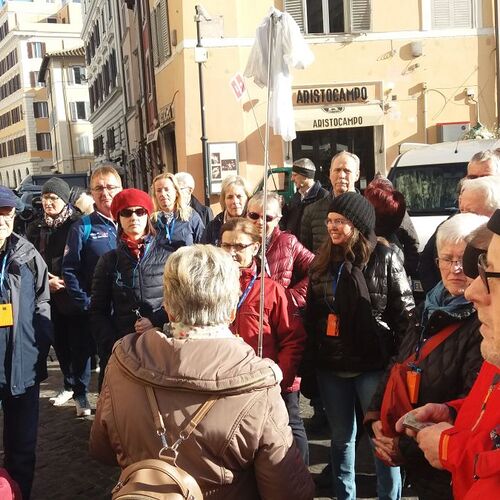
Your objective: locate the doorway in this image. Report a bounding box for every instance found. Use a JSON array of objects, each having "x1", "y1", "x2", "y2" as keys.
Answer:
[{"x1": 292, "y1": 126, "x2": 375, "y2": 190}]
